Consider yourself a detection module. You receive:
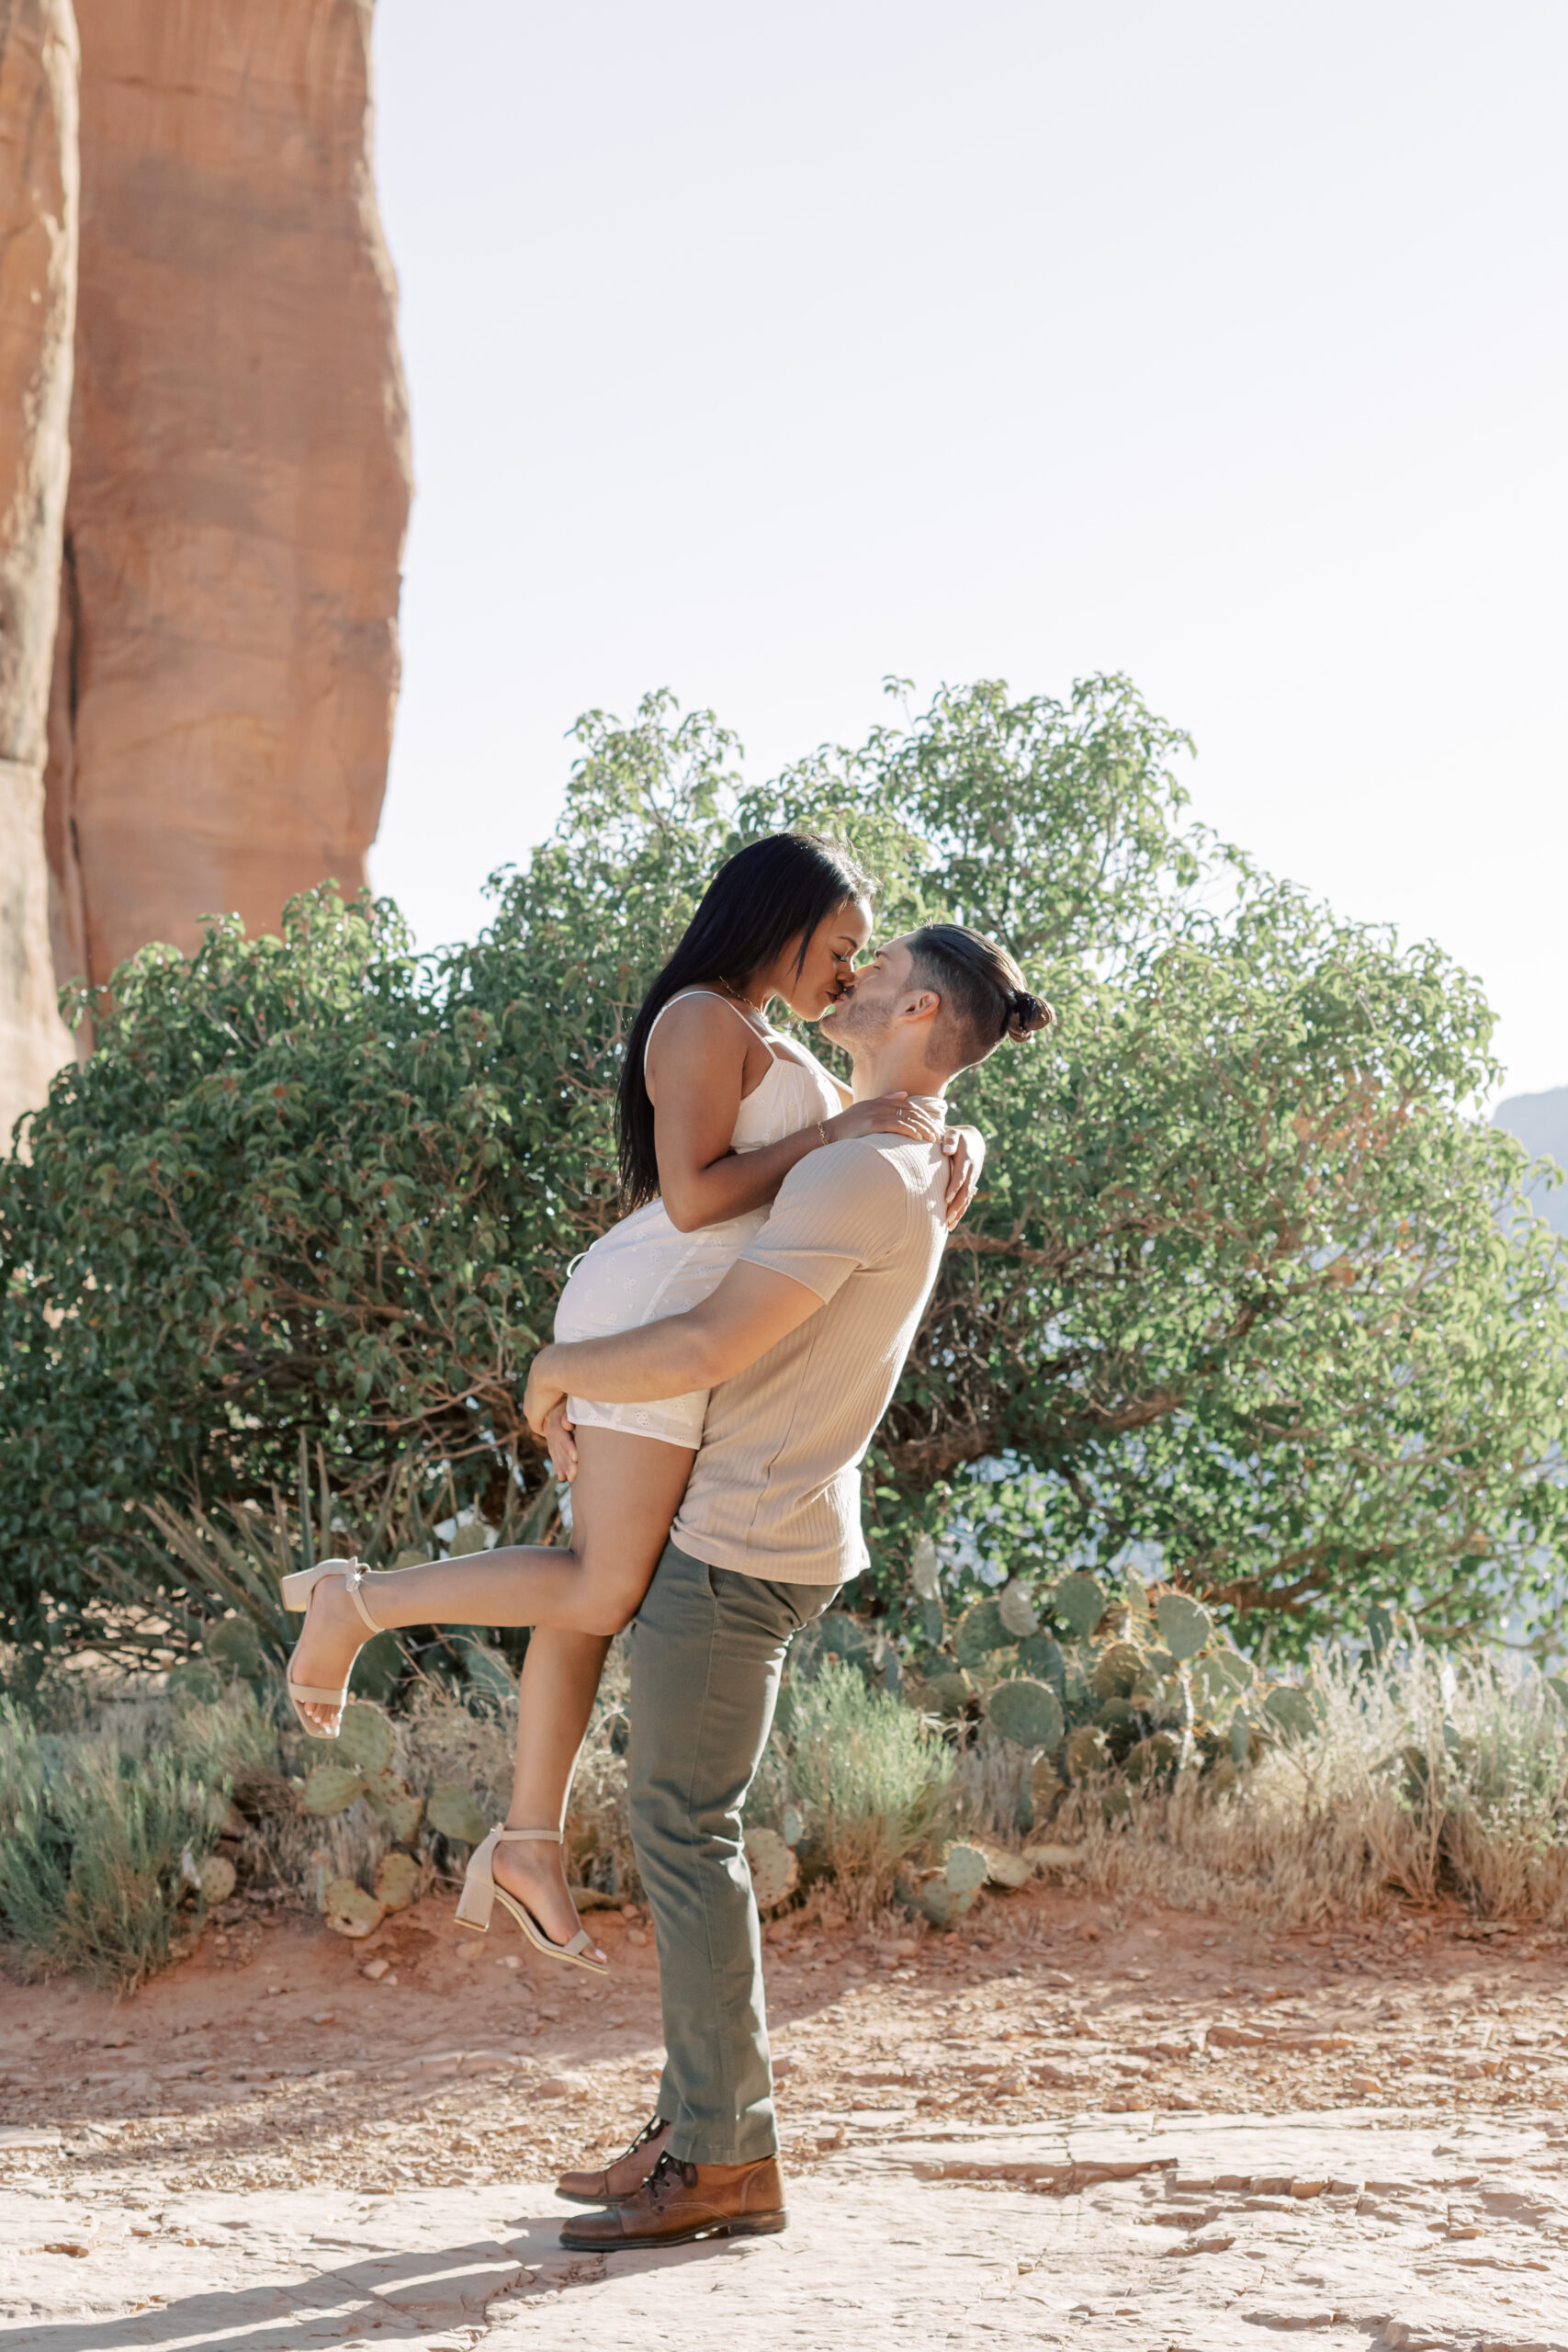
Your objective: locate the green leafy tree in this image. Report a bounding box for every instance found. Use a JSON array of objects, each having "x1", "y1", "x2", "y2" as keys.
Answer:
[{"x1": 2, "y1": 678, "x2": 1563, "y2": 1655}]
